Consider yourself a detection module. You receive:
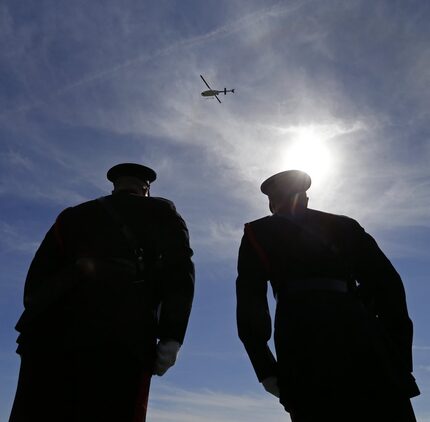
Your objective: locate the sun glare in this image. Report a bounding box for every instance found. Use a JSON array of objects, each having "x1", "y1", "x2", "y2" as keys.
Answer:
[{"x1": 281, "y1": 126, "x2": 334, "y2": 187}]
